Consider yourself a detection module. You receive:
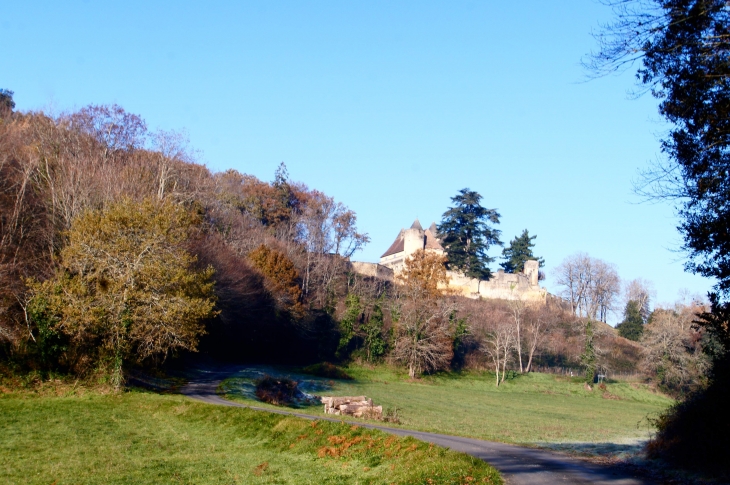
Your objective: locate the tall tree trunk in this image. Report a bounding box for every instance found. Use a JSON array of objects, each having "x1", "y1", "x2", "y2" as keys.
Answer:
[
  {"x1": 500, "y1": 347, "x2": 508, "y2": 384},
  {"x1": 516, "y1": 322, "x2": 523, "y2": 373},
  {"x1": 526, "y1": 346, "x2": 535, "y2": 373}
]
